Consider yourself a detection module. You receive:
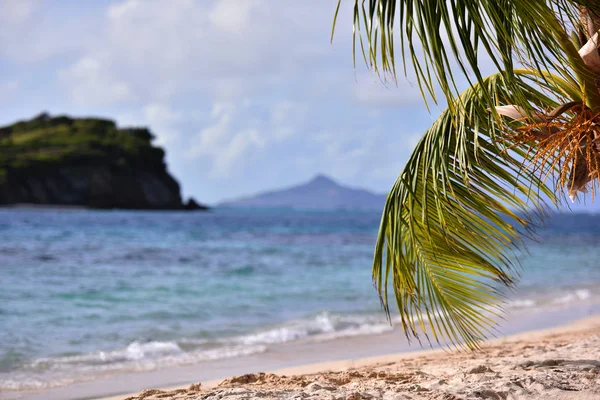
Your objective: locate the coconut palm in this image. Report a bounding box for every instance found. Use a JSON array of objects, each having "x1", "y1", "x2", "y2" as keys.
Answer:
[{"x1": 332, "y1": 1, "x2": 600, "y2": 349}]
